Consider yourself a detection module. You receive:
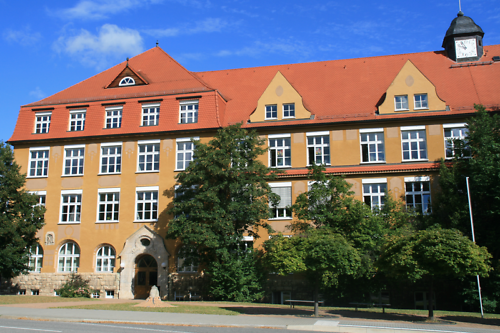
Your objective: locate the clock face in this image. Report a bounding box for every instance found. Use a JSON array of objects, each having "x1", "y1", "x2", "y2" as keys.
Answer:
[{"x1": 455, "y1": 38, "x2": 477, "y2": 59}]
